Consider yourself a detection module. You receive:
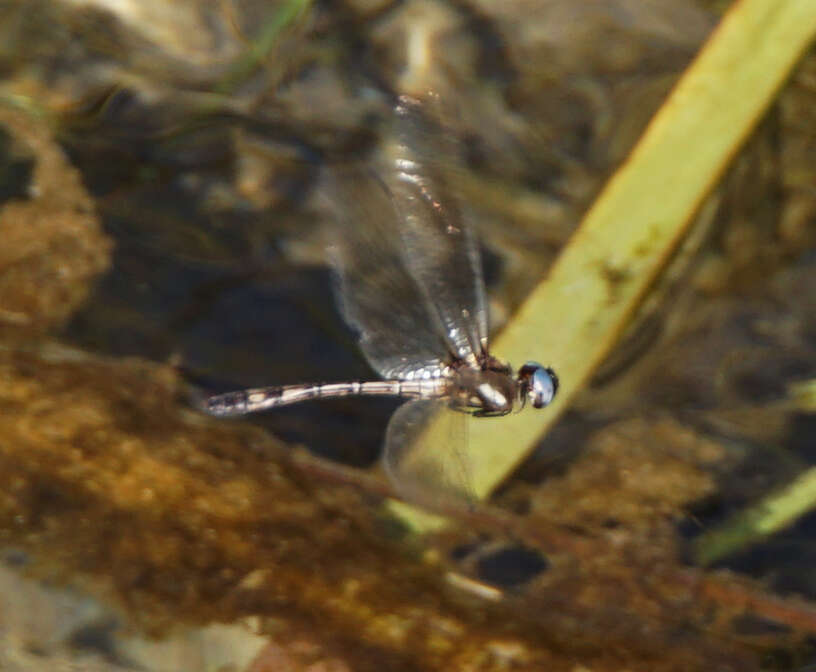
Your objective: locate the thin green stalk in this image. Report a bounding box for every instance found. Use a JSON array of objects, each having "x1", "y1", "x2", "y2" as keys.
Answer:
[{"x1": 216, "y1": 0, "x2": 312, "y2": 95}]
